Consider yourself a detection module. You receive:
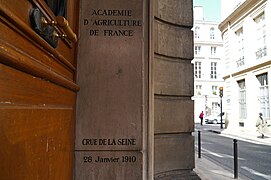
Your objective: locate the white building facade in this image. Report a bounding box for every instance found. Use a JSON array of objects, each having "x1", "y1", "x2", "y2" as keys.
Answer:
[
  {"x1": 192, "y1": 6, "x2": 224, "y2": 123},
  {"x1": 219, "y1": 0, "x2": 271, "y2": 132},
  {"x1": 221, "y1": 0, "x2": 246, "y2": 21}
]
